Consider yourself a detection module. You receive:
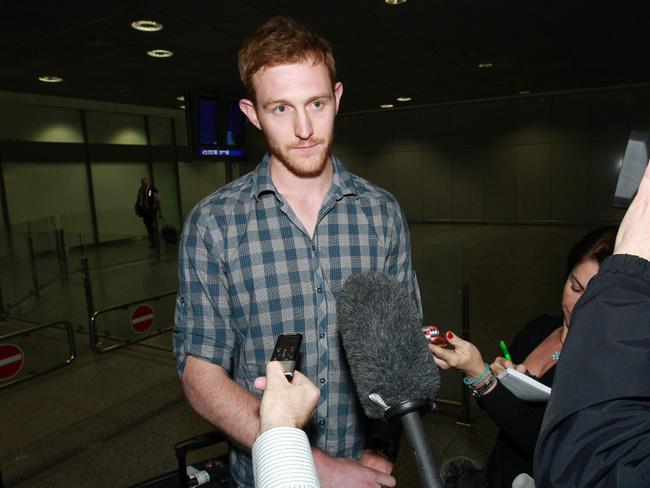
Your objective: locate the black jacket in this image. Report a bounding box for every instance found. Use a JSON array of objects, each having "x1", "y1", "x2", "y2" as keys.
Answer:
[
  {"x1": 534, "y1": 254, "x2": 650, "y2": 487},
  {"x1": 477, "y1": 315, "x2": 560, "y2": 487}
]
